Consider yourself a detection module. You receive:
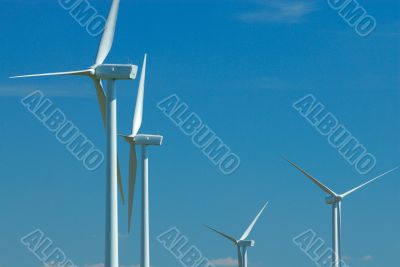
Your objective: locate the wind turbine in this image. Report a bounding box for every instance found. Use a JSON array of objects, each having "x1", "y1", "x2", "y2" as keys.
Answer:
[
  {"x1": 284, "y1": 158, "x2": 399, "y2": 267},
  {"x1": 11, "y1": 1, "x2": 135, "y2": 266},
  {"x1": 205, "y1": 202, "x2": 268, "y2": 267},
  {"x1": 120, "y1": 54, "x2": 163, "y2": 267}
]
